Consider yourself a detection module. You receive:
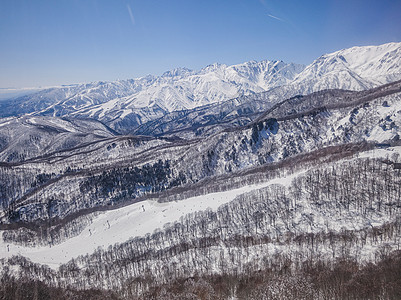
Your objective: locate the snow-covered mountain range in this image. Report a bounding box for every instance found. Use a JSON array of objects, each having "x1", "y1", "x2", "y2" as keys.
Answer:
[
  {"x1": 132, "y1": 42, "x2": 401, "y2": 138},
  {"x1": 2, "y1": 42, "x2": 401, "y2": 134},
  {"x1": 0, "y1": 61, "x2": 304, "y2": 132},
  {"x1": 1, "y1": 42, "x2": 401, "y2": 299}
]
